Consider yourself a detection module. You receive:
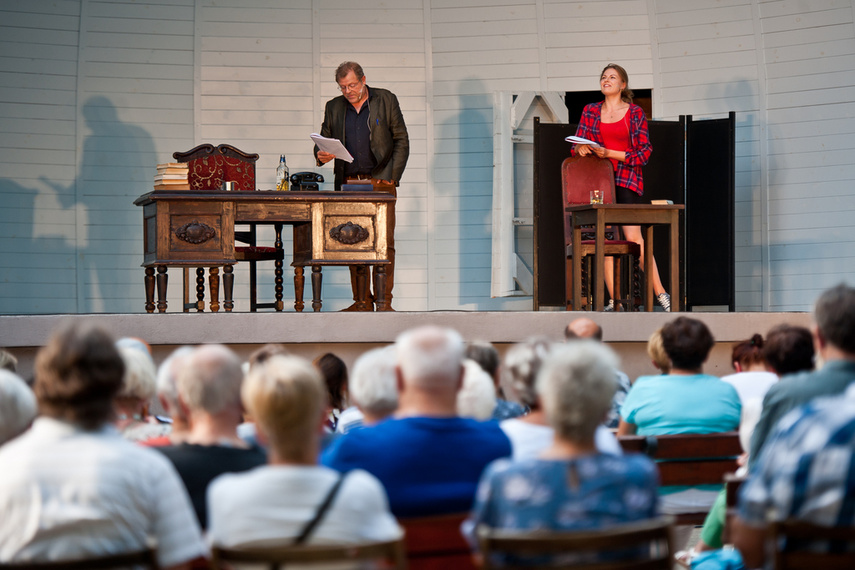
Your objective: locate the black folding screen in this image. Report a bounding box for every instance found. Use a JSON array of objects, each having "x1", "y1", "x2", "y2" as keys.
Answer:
[{"x1": 532, "y1": 113, "x2": 735, "y2": 311}]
